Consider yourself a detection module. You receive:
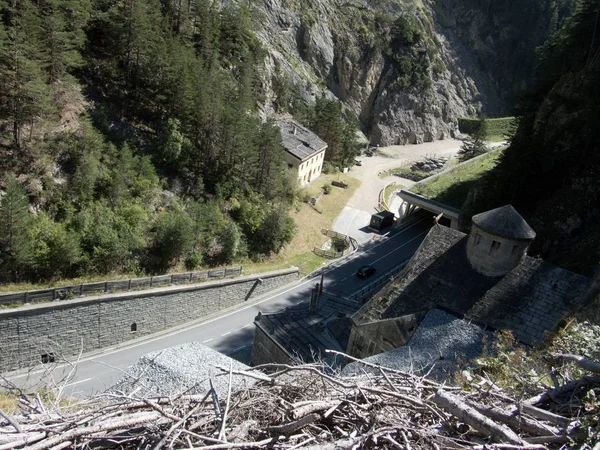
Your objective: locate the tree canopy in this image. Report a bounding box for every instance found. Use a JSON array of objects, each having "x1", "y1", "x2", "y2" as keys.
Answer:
[{"x1": 0, "y1": 0, "x2": 297, "y2": 282}]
